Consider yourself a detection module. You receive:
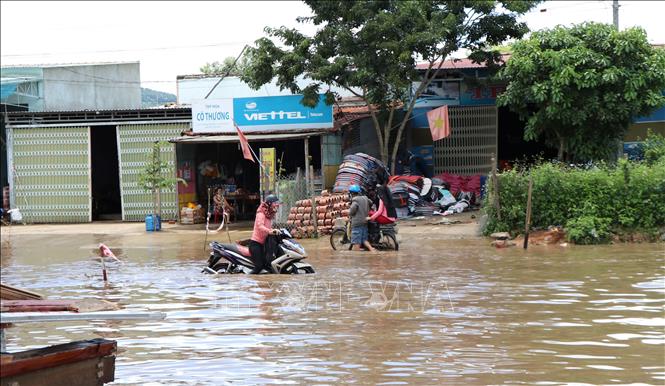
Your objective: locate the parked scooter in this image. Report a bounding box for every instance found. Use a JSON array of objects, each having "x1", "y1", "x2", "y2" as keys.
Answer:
[{"x1": 203, "y1": 229, "x2": 315, "y2": 274}]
